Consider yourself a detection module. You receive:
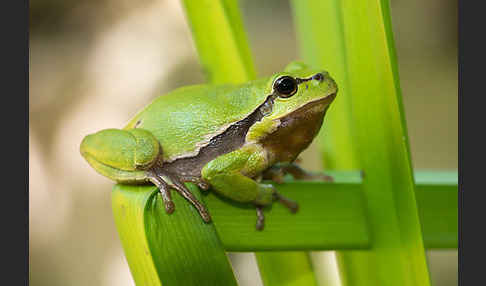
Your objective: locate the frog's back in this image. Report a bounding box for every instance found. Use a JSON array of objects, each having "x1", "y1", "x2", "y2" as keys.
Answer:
[{"x1": 124, "y1": 79, "x2": 268, "y2": 161}]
